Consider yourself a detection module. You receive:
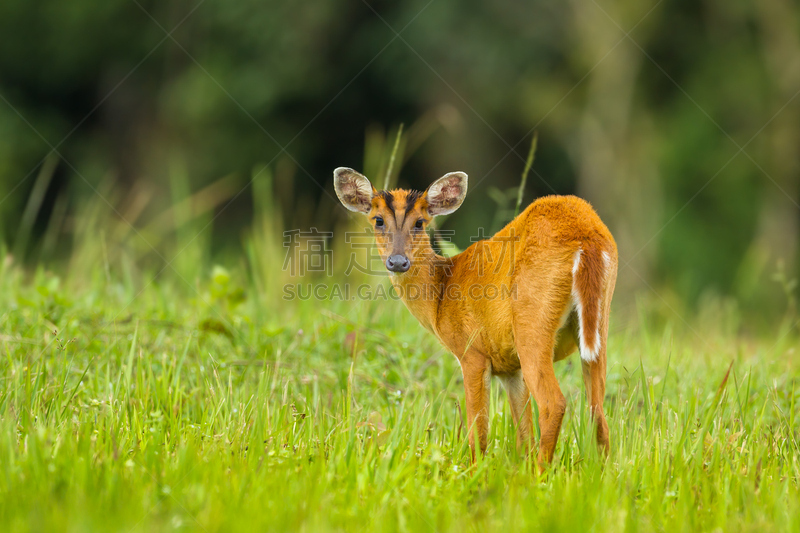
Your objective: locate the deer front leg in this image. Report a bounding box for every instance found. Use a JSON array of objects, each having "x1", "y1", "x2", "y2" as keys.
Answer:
[{"x1": 460, "y1": 353, "x2": 492, "y2": 462}]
